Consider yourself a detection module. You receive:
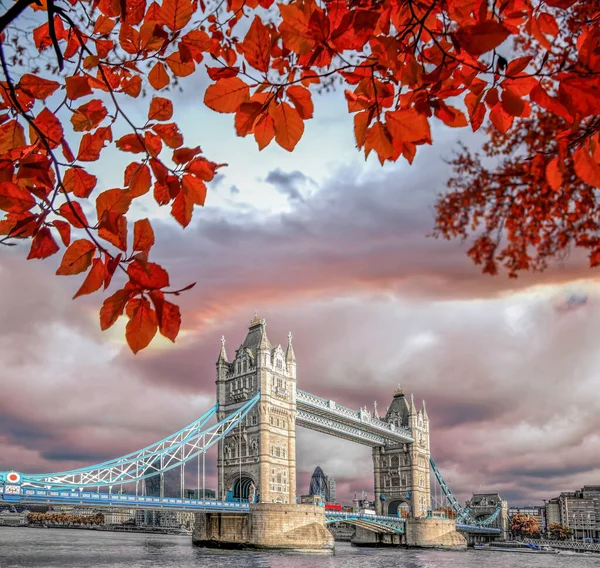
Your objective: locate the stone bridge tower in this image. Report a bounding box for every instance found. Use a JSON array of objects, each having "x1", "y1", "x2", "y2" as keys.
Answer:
[
  {"x1": 216, "y1": 315, "x2": 297, "y2": 504},
  {"x1": 372, "y1": 388, "x2": 431, "y2": 518}
]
